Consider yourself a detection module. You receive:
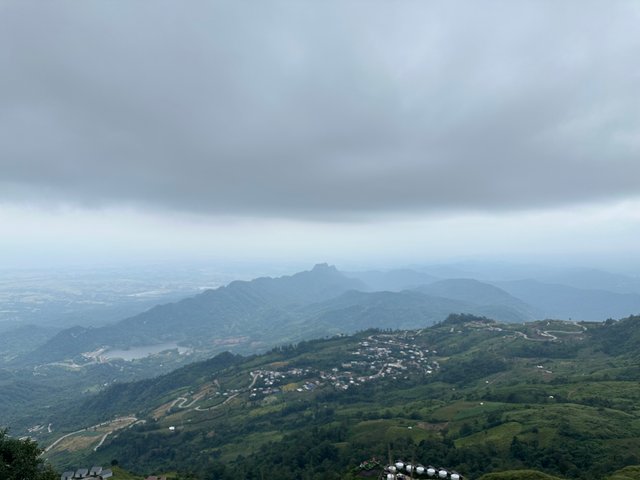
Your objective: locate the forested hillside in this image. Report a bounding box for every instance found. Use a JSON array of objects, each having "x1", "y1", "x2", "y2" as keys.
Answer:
[{"x1": 38, "y1": 314, "x2": 640, "y2": 480}]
